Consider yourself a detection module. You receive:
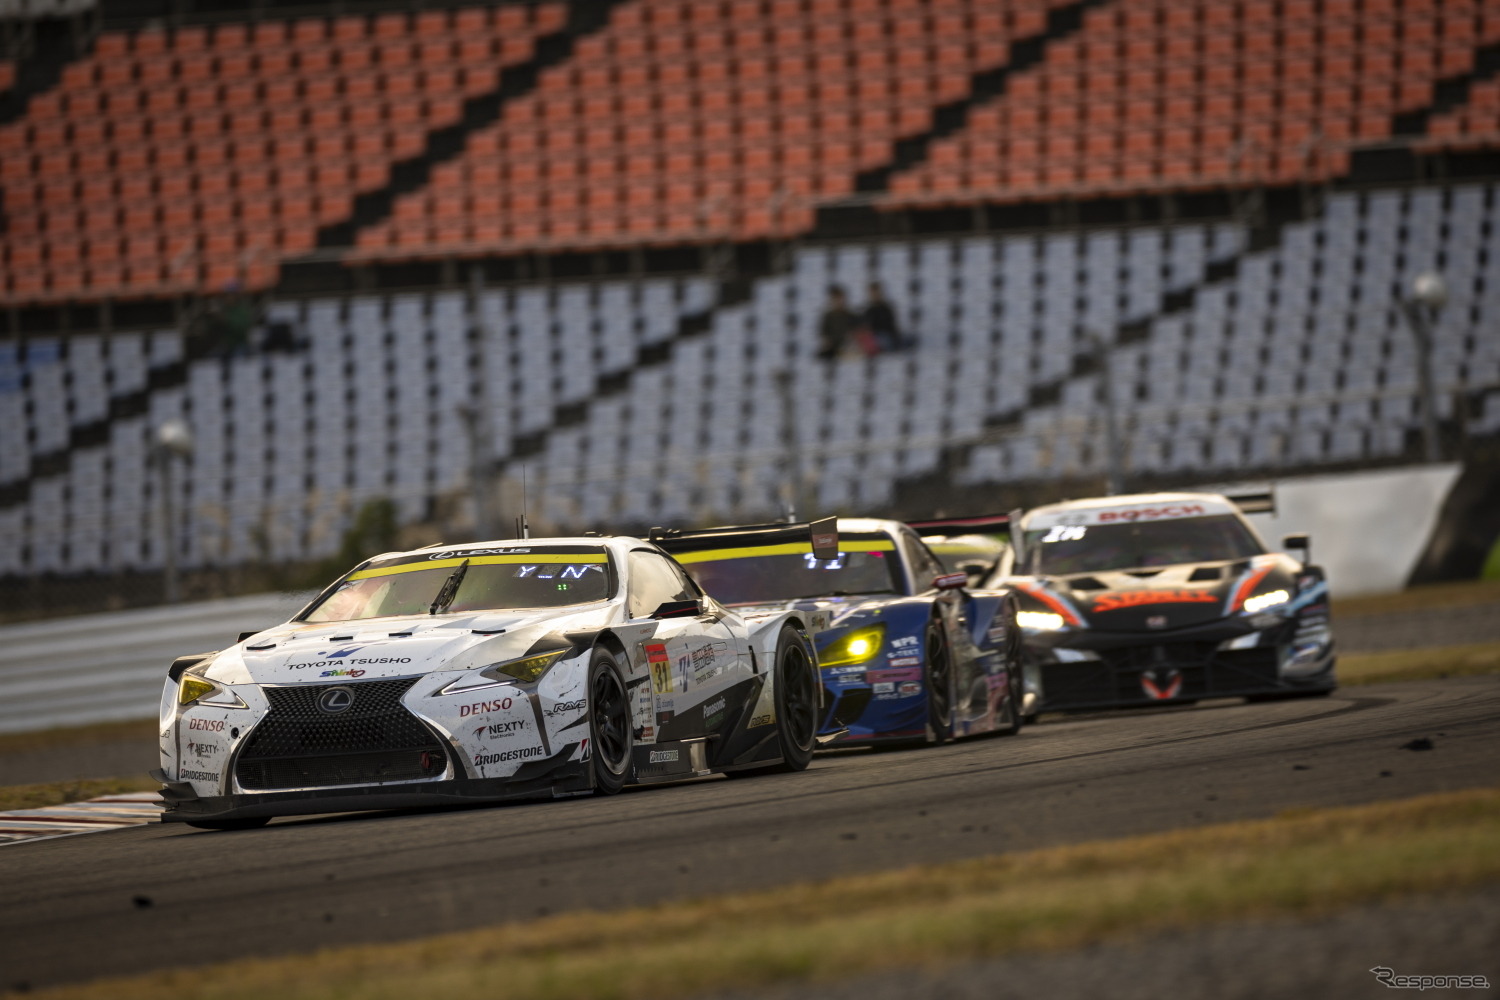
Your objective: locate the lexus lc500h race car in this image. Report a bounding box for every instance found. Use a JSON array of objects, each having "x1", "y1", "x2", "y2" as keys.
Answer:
[
  {"x1": 652, "y1": 517, "x2": 1024, "y2": 746},
  {"x1": 151, "y1": 533, "x2": 827, "y2": 829},
  {"x1": 973, "y1": 492, "x2": 1335, "y2": 715}
]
